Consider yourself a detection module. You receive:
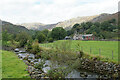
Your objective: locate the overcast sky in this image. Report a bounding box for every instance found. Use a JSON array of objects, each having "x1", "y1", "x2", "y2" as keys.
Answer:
[{"x1": 0, "y1": 0, "x2": 119, "y2": 24}]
